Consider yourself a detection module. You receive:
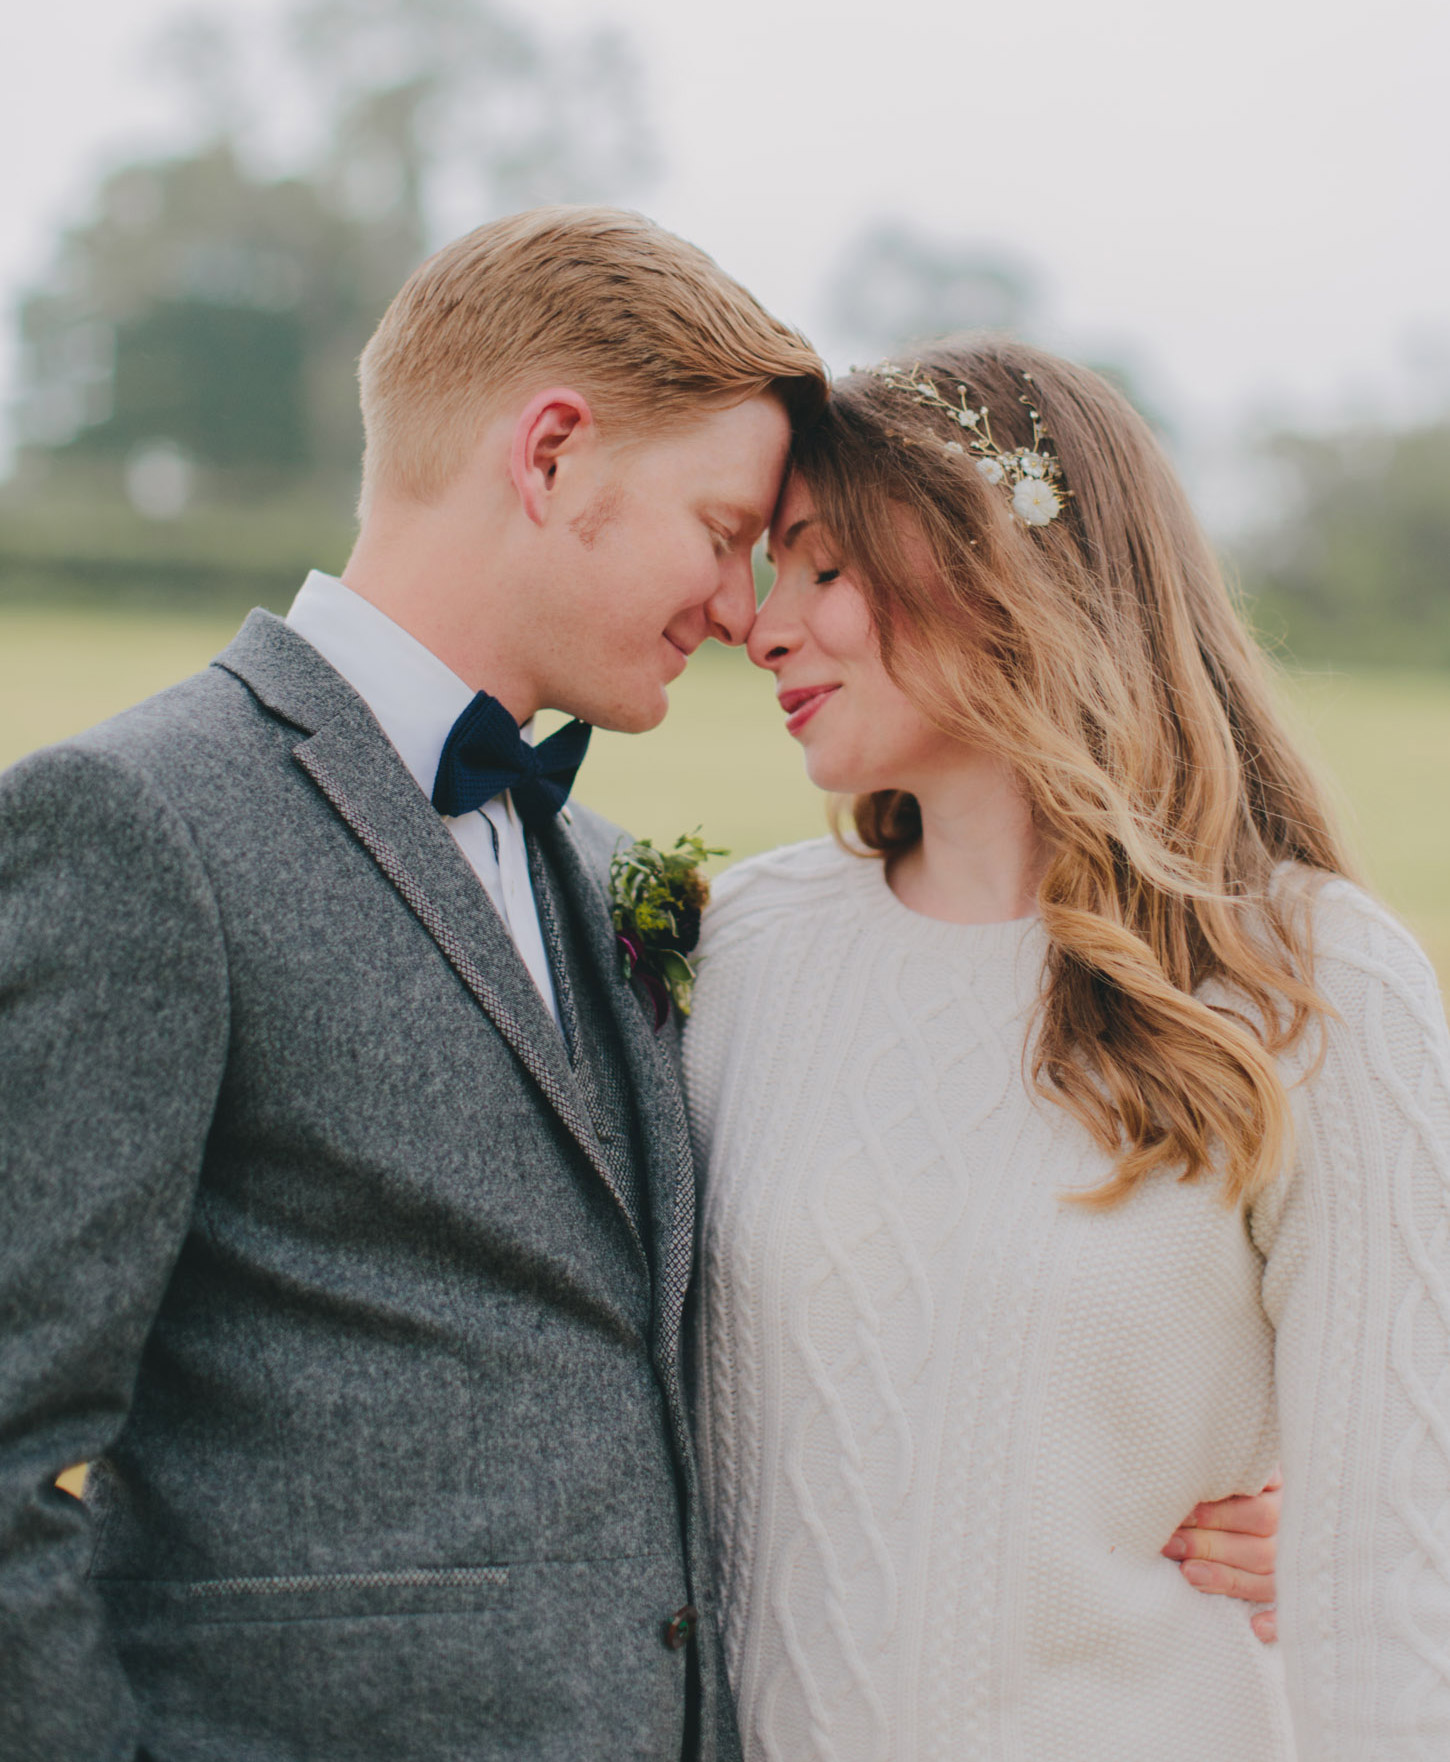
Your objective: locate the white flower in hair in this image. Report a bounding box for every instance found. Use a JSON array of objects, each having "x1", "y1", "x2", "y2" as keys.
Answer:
[
  {"x1": 864, "y1": 359, "x2": 1071, "y2": 529},
  {"x1": 1012, "y1": 478, "x2": 1062, "y2": 527}
]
